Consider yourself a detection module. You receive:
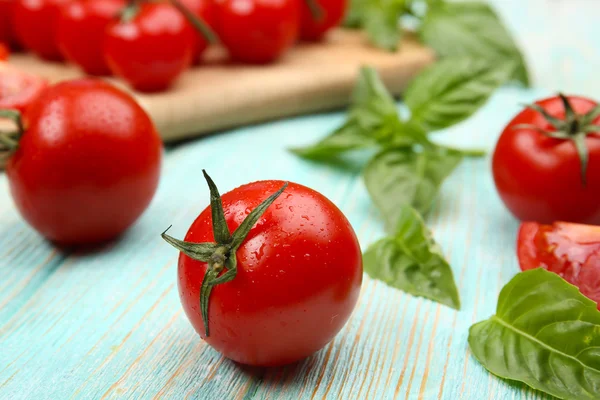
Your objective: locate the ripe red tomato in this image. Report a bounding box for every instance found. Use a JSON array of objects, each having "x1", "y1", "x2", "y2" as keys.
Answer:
[
  {"x1": 492, "y1": 95, "x2": 600, "y2": 225},
  {"x1": 518, "y1": 221, "x2": 600, "y2": 309},
  {"x1": 215, "y1": 0, "x2": 300, "y2": 63},
  {"x1": 13, "y1": 0, "x2": 72, "y2": 61},
  {"x1": 5, "y1": 79, "x2": 162, "y2": 245},
  {"x1": 166, "y1": 178, "x2": 362, "y2": 366},
  {"x1": 57, "y1": 0, "x2": 125, "y2": 76},
  {"x1": 0, "y1": 66, "x2": 48, "y2": 113},
  {"x1": 0, "y1": 43, "x2": 8, "y2": 60},
  {"x1": 0, "y1": 0, "x2": 20, "y2": 49},
  {"x1": 300, "y1": 0, "x2": 346, "y2": 41},
  {"x1": 179, "y1": 0, "x2": 216, "y2": 64},
  {"x1": 104, "y1": 3, "x2": 195, "y2": 92}
]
